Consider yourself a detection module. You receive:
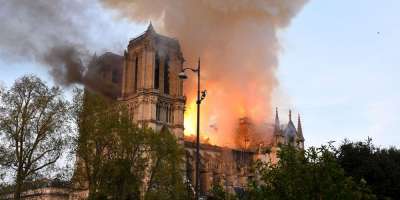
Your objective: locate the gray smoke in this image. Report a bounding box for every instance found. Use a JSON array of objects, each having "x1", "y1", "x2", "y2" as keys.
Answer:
[{"x1": 0, "y1": 0, "x2": 134, "y2": 96}]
